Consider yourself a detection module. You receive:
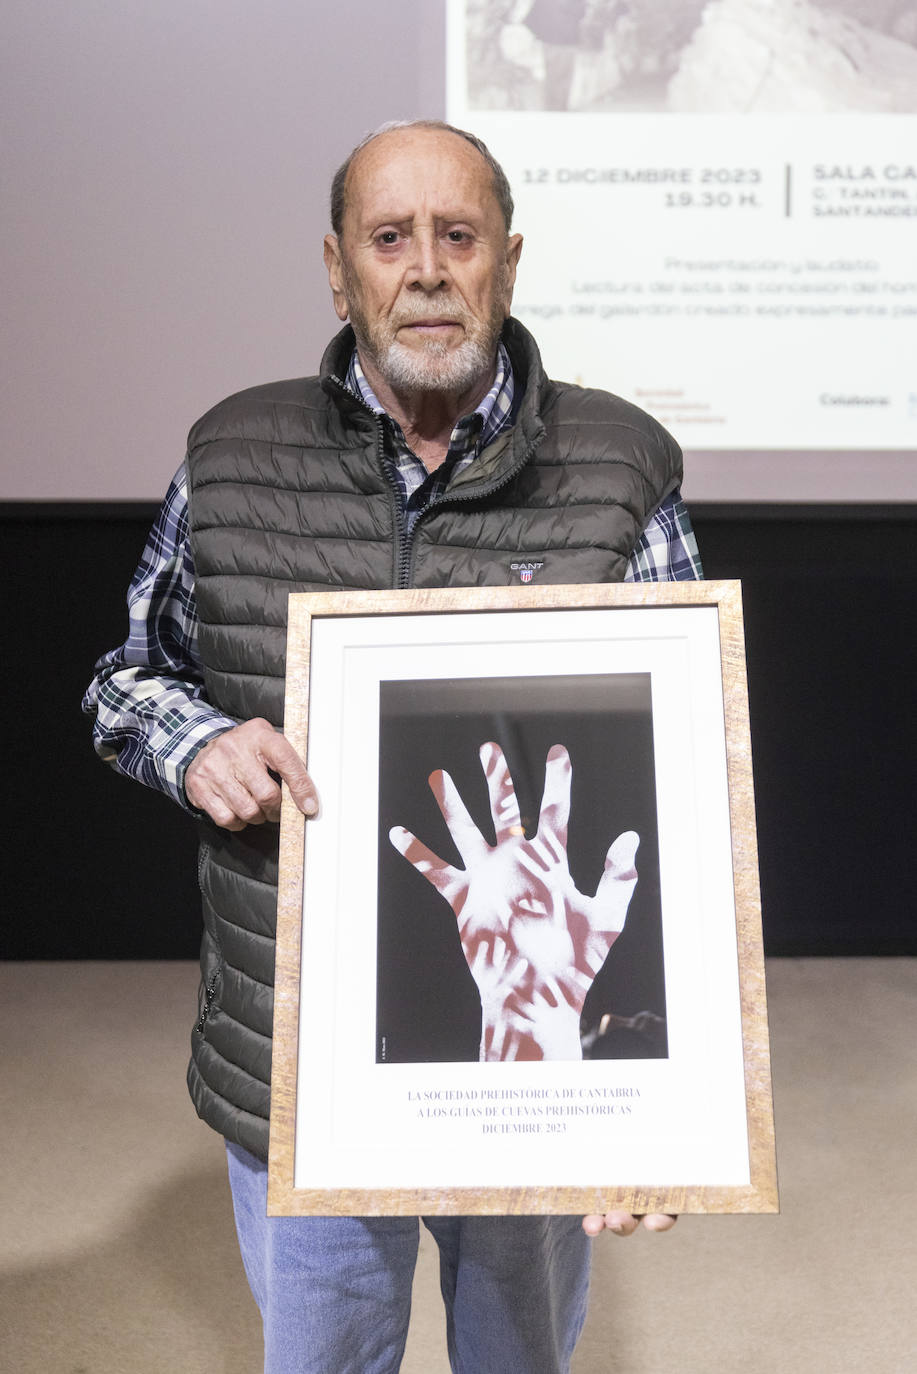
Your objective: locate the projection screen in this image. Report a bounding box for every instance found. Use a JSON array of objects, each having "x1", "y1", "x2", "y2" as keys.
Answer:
[
  {"x1": 447, "y1": 0, "x2": 917, "y2": 500},
  {"x1": 3, "y1": 0, "x2": 915, "y2": 502}
]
